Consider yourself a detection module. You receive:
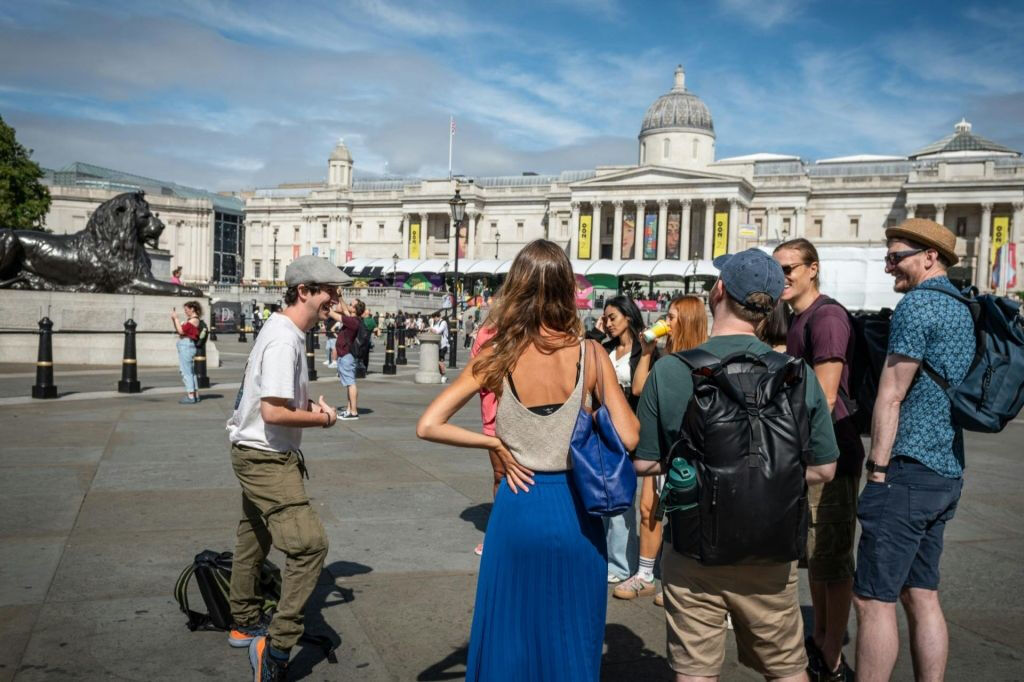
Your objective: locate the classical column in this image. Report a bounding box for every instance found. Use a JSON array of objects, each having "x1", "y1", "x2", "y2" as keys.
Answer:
[
  {"x1": 703, "y1": 199, "x2": 716, "y2": 260},
  {"x1": 339, "y1": 215, "x2": 351, "y2": 261},
  {"x1": 447, "y1": 214, "x2": 456, "y2": 262},
  {"x1": 468, "y1": 212, "x2": 480, "y2": 259},
  {"x1": 680, "y1": 199, "x2": 692, "y2": 260},
  {"x1": 906, "y1": 203, "x2": 917, "y2": 219},
  {"x1": 635, "y1": 199, "x2": 646, "y2": 259},
  {"x1": 612, "y1": 200, "x2": 623, "y2": 260},
  {"x1": 766, "y1": 207, "x2": 779, "y2": 240},
  {"x1": 727, "y1": 198, "x2": 740, "y2": 253},
  {"x1": 1013, "y1": 203, "x2": 1024, "y2": 243},
  {"x1": 590, "y1": 201, "x2": 602, "y2": 260},
  {"x1": 935, "y1": 203, "x2": 946, "y2": 228},
  {"x1": 401, "y1": 213, "x2": 410, "y2": 259},
  {"x1": 569, "y1": 201, "x2": 580, "y2": 257},
  {"x1": 657, "y1": 199, "x2": 669, "y2": 260},
  {"x1": 794, "y1": 207, "x2": 805, "y2": 238},
  {"x1": 977, "y1": 203, "x2": 993, "y2": 290}
]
